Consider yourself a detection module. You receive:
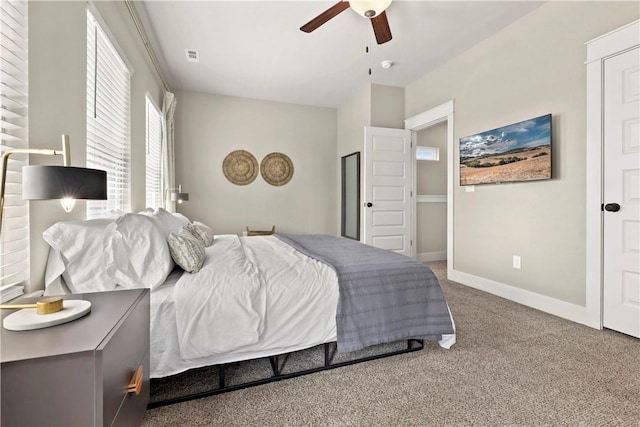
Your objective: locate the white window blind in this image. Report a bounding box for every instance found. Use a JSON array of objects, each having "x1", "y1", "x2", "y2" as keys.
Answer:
[
  {"x1": 145, "y1": 96, "x2": 163, "y2": 209},
  {"x1": 0, "y1": 0, "x2": 29, "y2": 297},
  {"x1": 86, "y1": 9, "x2": 130, "y2": 218}
]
